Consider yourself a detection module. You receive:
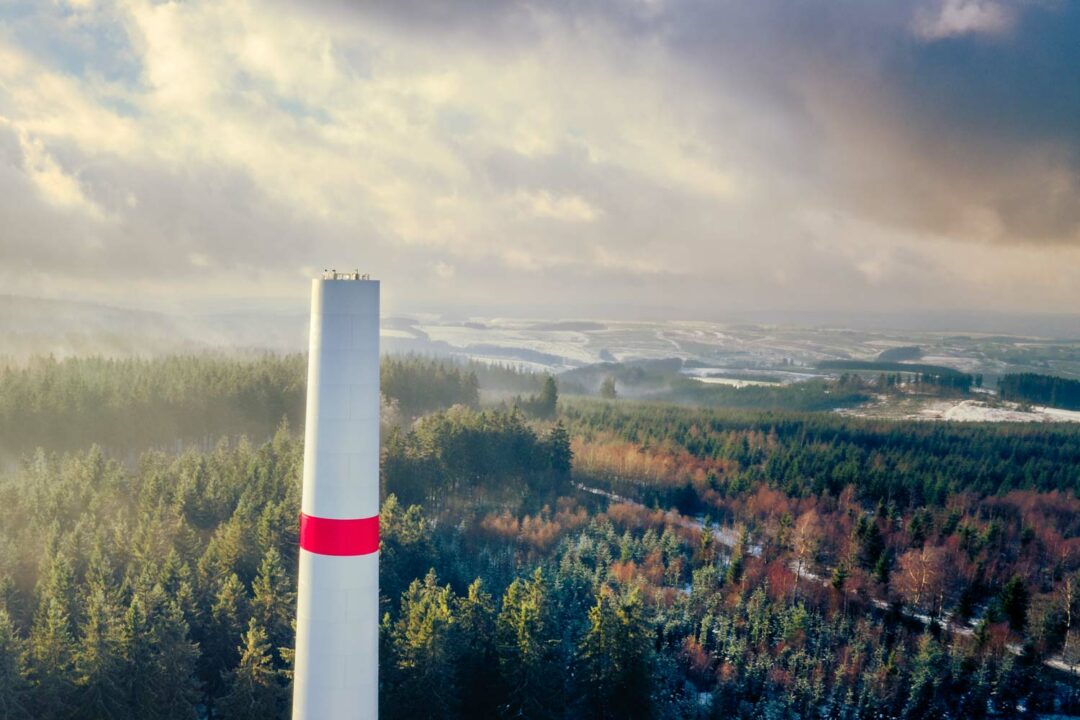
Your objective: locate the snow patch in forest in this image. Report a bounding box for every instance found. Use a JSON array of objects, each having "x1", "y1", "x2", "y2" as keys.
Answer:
[
  {"x1": 841, "y1": 397, "x2": 1080, "y2": 423},
  {"x1": 922, "y1": 400, "x2": 1080, "y2": 423},
  {"x1": 689, "y1": 376, "x2": 779, "y2": 388}
]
